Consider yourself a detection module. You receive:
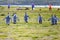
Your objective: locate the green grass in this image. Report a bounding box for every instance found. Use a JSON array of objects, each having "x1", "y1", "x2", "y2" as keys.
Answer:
[{"x1": 0, "y1": 6, "x2": 60, "y2": 40}]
